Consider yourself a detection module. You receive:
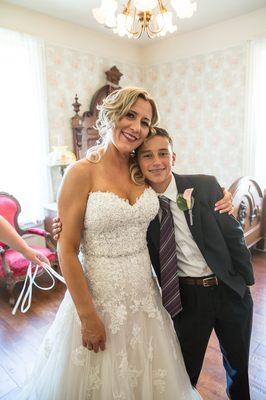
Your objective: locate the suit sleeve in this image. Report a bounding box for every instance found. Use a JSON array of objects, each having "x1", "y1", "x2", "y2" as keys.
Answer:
[
  {"x1": 206, "y1": 176, "x2": 254, "y2": 285},
  {"x1": 146, "y1": 226, "x2": 161, "y2": 283}
]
